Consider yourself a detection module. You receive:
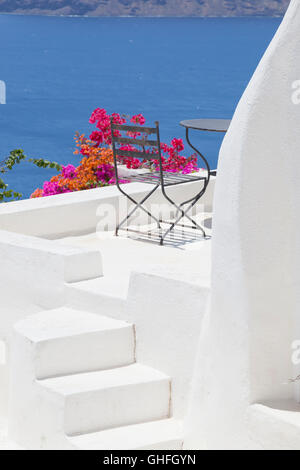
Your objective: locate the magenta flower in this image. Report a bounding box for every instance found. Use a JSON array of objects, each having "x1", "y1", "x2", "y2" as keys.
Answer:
[
  {"x1": 62, "y1": 164, "x2": 77, "y2": 179},
  {"x1": 42, "y1": 181, "x2": 70, "y2": 196},
  {"x1": 96, "y1": 164, "x2": 115, "y2": 183}
]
